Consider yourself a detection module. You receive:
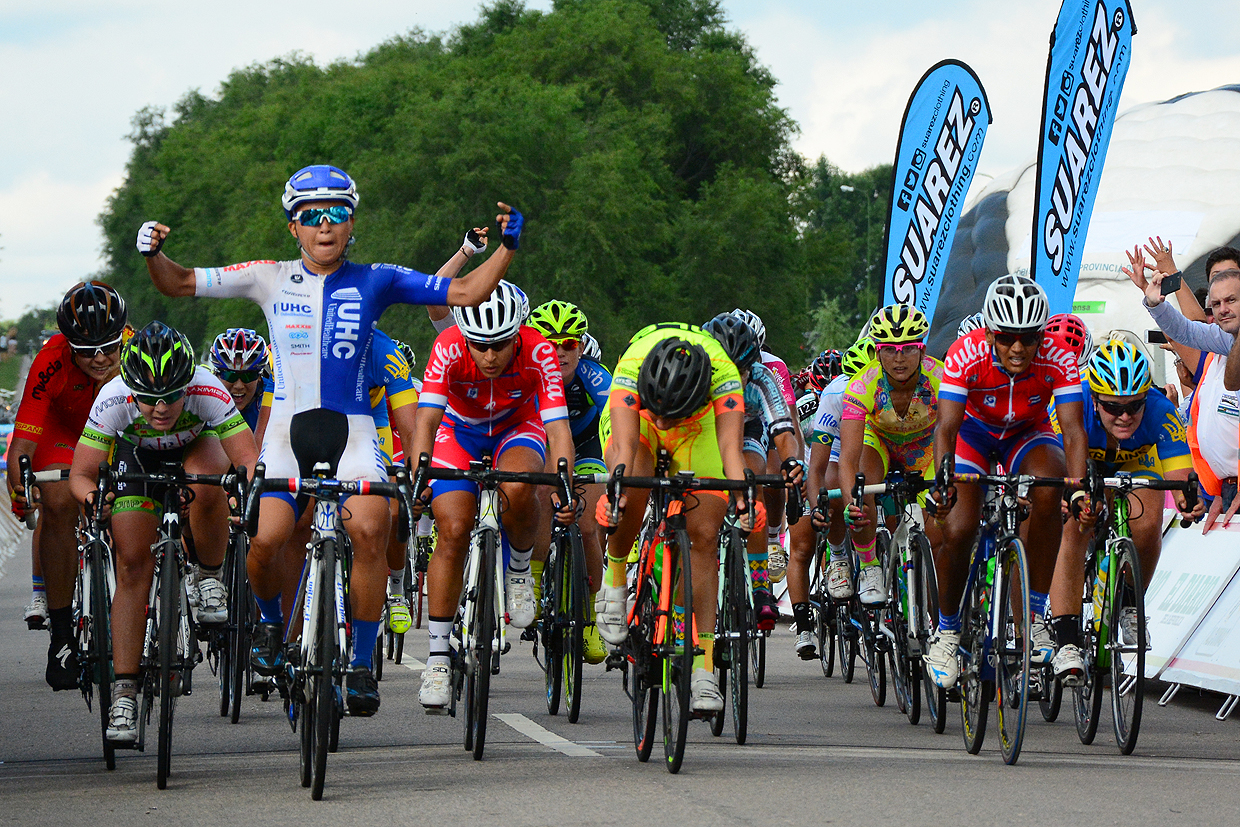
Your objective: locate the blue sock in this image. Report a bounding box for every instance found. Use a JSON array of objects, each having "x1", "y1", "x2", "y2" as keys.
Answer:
[
  {"x1": 32, "y1": 575, "x2": 45, "y2": 593},
  {"x1": 255, "y1": 594, "x2": 282, "y2": 625},
  {"x1": 1029, "y1": 591, "x2": 1049, "y2": 617},
  {"x1": 938, "y1": 610, "x2": 961, "y2": 633},
  {"x1": 352, "y1": 620, "x2": 381, "y2": 669}
]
